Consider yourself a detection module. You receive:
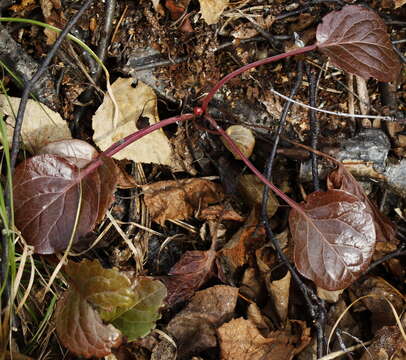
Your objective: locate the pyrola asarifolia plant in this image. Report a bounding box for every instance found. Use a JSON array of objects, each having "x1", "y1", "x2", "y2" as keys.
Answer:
[{"x1": 14, "y1": 5, "x2": 399, "y2": 290}]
